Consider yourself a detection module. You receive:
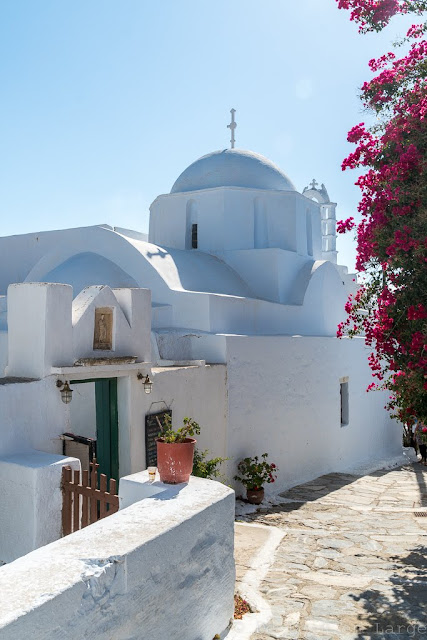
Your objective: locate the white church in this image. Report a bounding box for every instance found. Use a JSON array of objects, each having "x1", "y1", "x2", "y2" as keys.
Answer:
[{"x1": 0, "y1": 117, "x2": 402, "y2": 564}]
